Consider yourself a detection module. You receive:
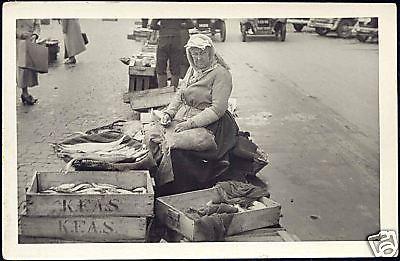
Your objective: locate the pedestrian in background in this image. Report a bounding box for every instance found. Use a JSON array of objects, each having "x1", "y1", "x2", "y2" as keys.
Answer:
[
  {"x1": 16, "y1": 19, "x2": 41, "y2": 105},
  {"x1": 141, "y1": 19, "x2": 149, "y2": 28},
  {"x1": 150, "y1": 19, "x2": 194, "y2": 88},
  {"x1": 61, "y1": 19, "x2": 86, "y2": 64}
]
